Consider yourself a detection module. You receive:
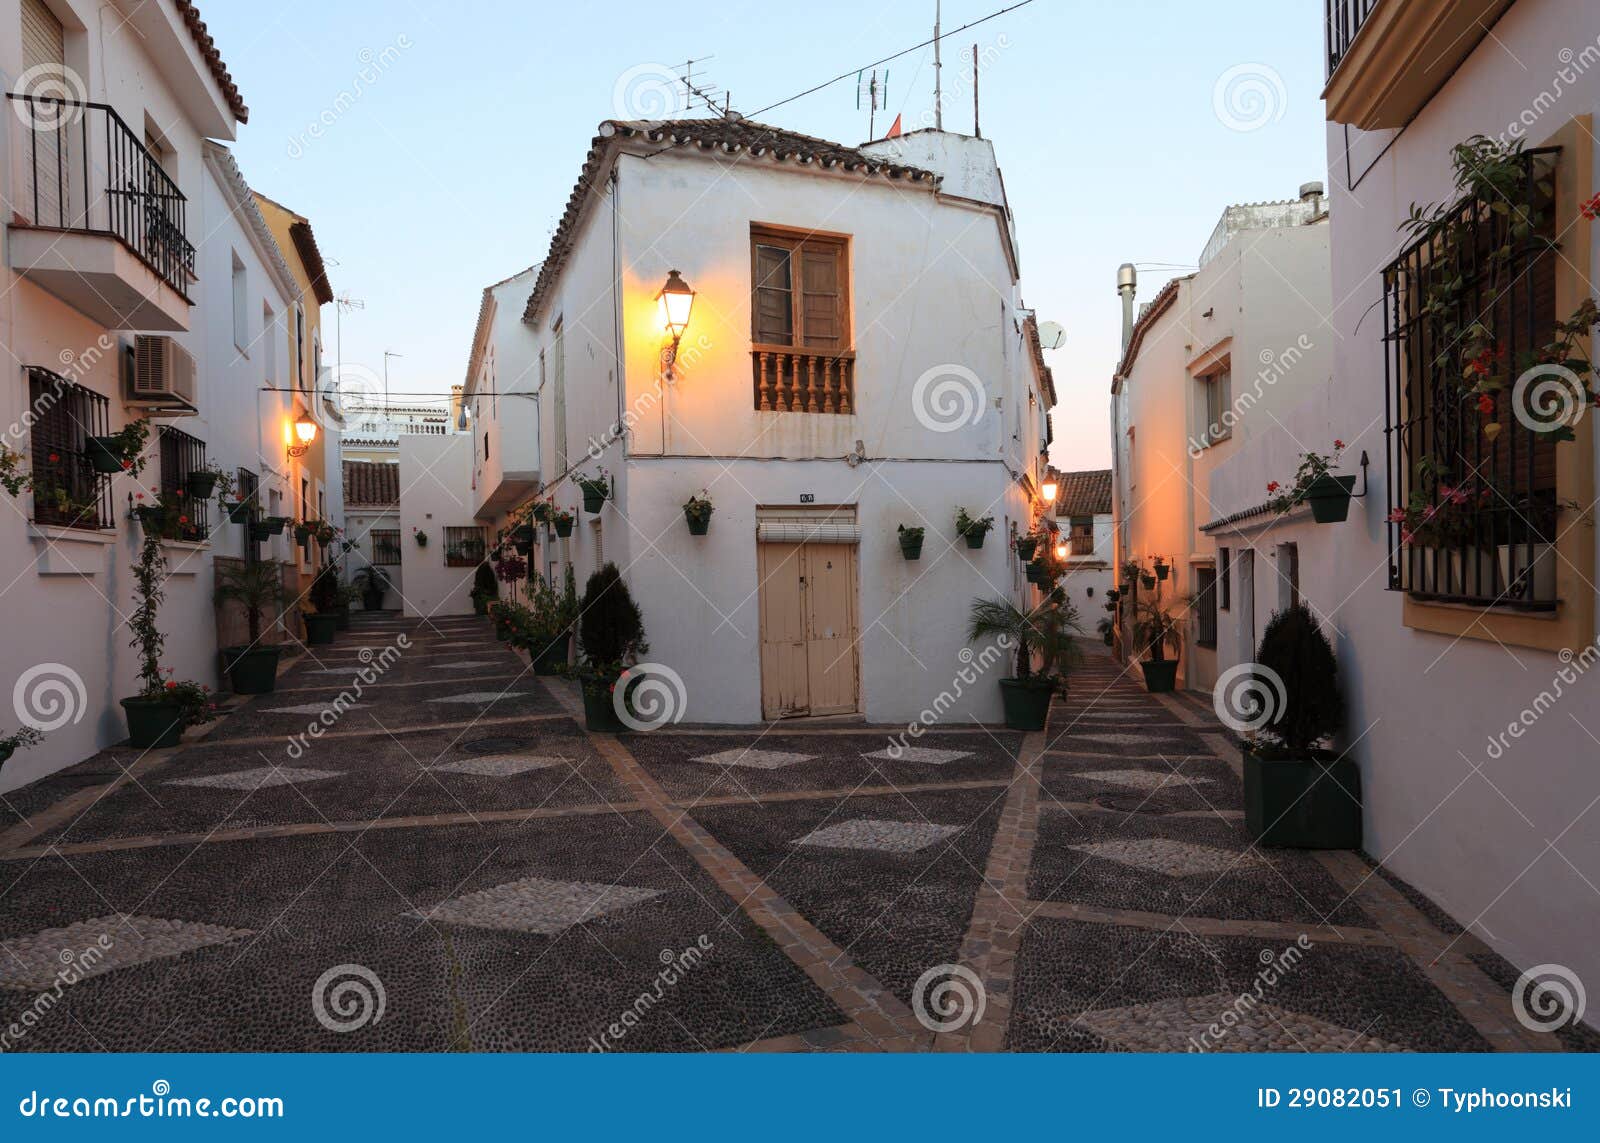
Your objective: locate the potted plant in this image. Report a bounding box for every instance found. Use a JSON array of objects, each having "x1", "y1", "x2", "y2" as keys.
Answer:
[
  {"x1": 122, "y1": 523, "x2": 217, "y2": 746},
  {"x1": 86, "y1": 418, "x2": 150, "y2": 476},
  {"x1": 226, "y1": 491, "x2": 254, "y2": 524},
  {"x1": 551, "y1": 508, "x2": 575, "y2": 538},
  {"x1": 494, "y1": 551, "x2": 527, "y2": 596},
  {"x1": 1266, "y1": 441, "x2": 1355, "y2": 524},
  {"x1": 897, "y1": 524, "x2": 925, "y2": 561},
  {"x1": 1243, "y1": 603, "x2": 1359, "y2": 849},
  {"x1": 333, "y1": 579, "x2": 354, "y2": 629},
  {"x1": 578, "y1": 470, "x2": 611, "y2": 513},
  {"x1": 214, "y1": 560, "x2": 286, "y2": 693},
  {"x1": 1097, "y1": 616, "x2": 1115, "y2": 646},
  {"x1": 1139, "y1": 570, "x2": 1156, "y2": 591},
  {"x1": 517, "y1": 570, "x2": 577, "y2": 675},
  {"x1": 303, "y1": 562, "x2": 341, "y2": 645},
  {"x1": 1131, "y1": 595, "x2": 1185, "y2": 692},
  {"x1": 184, "y1": 460, "x2": 226, "y2": 500},
  {"x1": 683, "y1": 490, "x2": 714, "y2": 535},
  {"x1": 967, "y1": 595, "x2": 1083, "y2": 730},
  {"x1": 956, "y1": 508, "x2": 995, "y2": 550},
  {"x1": 530, "y1": 501, "x2": 552, "y2": 524},
  {"x1": 574, "y1": 563, "x2": 647, "y2": 731},
  {"x1": 1386, "y1": 457, "x2": 1495, "y2": 595},
  {"x1": 1152, "y1": 556, "x2": 1170, "y2": 582},
  {"x1": 259, "y1": 515, "x2": 288, "y2": 536},
  {"x1": 471, "y1": 560, "x2": 499, "y2": 615},
  {"x1": 353, "y1": 566, "x2": 390, "y2": 611},
  {"x1": 1014, "y1": 531, "x2": 1039, "y2": 561},
  {"x1": 0, "y1": 726, "x2": 44, "y2": 772}
]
